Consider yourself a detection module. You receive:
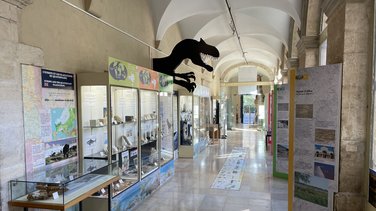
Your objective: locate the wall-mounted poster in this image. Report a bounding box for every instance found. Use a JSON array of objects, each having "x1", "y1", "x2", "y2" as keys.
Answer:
[
  {"x1": 22, "y1": 65, "x2": 78, "y2": 173},
  {"x1": 268, "y1": 92, "x2": 273, "y2": 131},
  {"x1": 292, "y1": 64, "x2": 342, "y2": 211},
  {"x1": 273, "y1": 84, "x2": 289, "y2": 178},
  {"x1": 137, "y1": 66, "x2": 159, "y2": 90},
  {"x1": 159, "y1": 73, "x2": 173, "y2": 92},
  {"x1": 108, "y1": 57, "x2": 139, "y2": 88}
]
